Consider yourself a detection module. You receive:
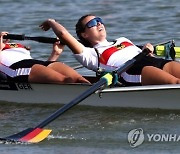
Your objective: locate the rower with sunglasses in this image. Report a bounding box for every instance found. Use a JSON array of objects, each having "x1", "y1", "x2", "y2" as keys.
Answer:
[{"x1": 40, "y1": 15, "x2": 180, "y2": 86}]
